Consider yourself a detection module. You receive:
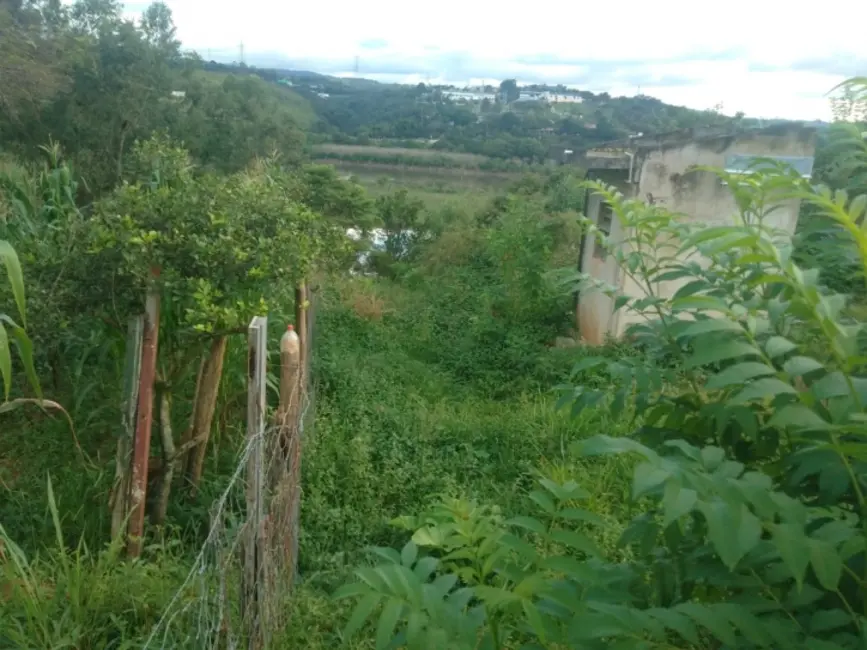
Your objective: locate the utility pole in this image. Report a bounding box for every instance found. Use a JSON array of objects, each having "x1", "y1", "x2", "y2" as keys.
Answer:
[{"x1": 239, "y1": 41, "x2": 245, "y2": 65}]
